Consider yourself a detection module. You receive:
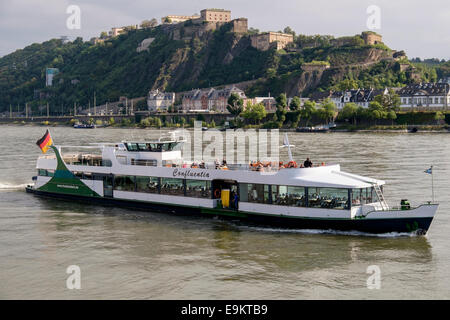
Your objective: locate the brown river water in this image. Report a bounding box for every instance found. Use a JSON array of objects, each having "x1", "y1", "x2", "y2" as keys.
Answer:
[{"x1": 0, "y1": 125, "x2": 449, "y2": 299}]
